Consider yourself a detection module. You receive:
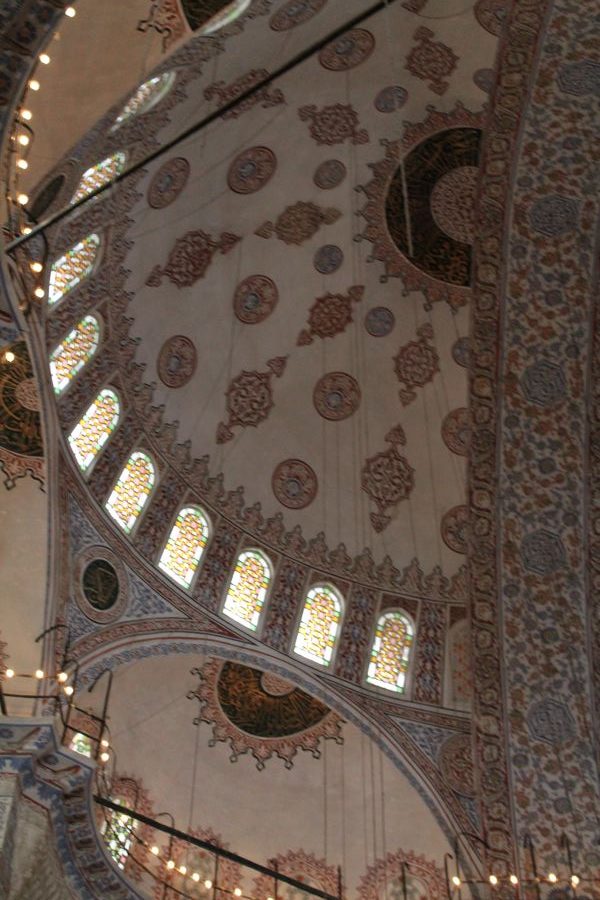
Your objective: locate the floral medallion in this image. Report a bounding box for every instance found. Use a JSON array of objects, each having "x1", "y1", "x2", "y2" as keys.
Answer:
[
  {"x1": 319, "y1": 28, "x2": 375, "y2": 71},
  {"x1": 233, "y1": 274, "x2": 278, "y2": 324},
  {"x1": 442, "y1": 407, "x2": 469, "y2": 456},
  {"x1": 157, "y1": 335, "x2": 197, "y2": 388},
  {"x1": 147, "y1": 157, "x2": 190, "y2": 209},
  {"x1": 269, "y1": 0, "x2": 327, "y2": 31},
  {"x1": 474, "y1": 0, "x2": 509, "y2": 35},
  {"x1": 146, "y1": 229, "x2": 240, "y2": 288},
  {"x1": 441, "y1": 505, "x2": 468, "y2": 554},
  {"x1": 254, "y1": 851, "x2": 338, "y2": 900},
  {"x1": 272, "y1": 459, "x2": 318, "y2": 509},
  {"x1": 313, "y1": 372, "x2": 361, "y2": 421},
  {"x1": 362, "y1": 426, "x2": 415, "y2": 533},
  {"x1": 15, "y1": 377, "x2": 40, "y2": 411},
  {"x1": 299, "y1": 103, "x2": 369, "y2": 145},
  {"x1": 374, "y1": 85, "x2": 408, "y2": 113},
  {"x1": 256, "y1": 201, "x2": 340, "y2": 245},
  {"x1": 405, "y1": 26, "x2": 458, "y2": 95},
  {"x1": 393, "y1": 323, "x2": 440, "y2": 405},
  {"x1": 217, "y1": 357, "x2": 287, "y2": 444},
  {"x1": 365, "y1": 306, "x2": 395, "y2": 337},
  {"x1": 0, "y1": 341, "x2": 44, "y2": 489},
  {"x1": 430, "y1": 166, "x2": 478, "y2": 244},
  {"x1": 438, "y1": 733, "x2": 474, "y2": 796},
  {"x1": 298, "y1": 285, "x2": 364, "y2": 345},
  {"x1": 314, "y1": 159, "x2": 347, "y2": 189},
  {"x1": 473, "y1": 67, "x2": 495, "y2": 94},
  {"x1": 452, "y1": 336, "x2": 470, "y2": 368},
  {"x1": 227, "y1": 146, "x2": 277, "y2": 194},
  {"x1": 189, "y1": 659, "x2": 343, "y2": 769},
  {"x1": 314, "y1": 244, "x2": 343, "y2": 274},
  {"x1": 204, "y1": 69, "x2": 285, "y2": 120}
]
